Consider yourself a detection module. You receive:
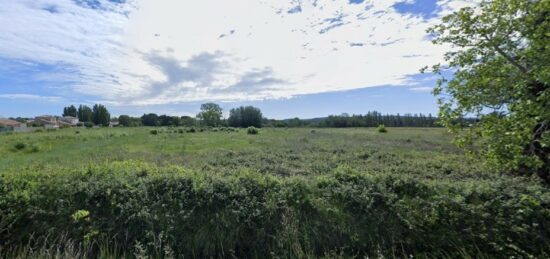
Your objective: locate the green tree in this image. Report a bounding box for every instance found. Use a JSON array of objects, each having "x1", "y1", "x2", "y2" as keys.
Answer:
[
  {"x1": 63, "y1": 105, "x2": 77, "y2": 117},
  {"x1": 92, "y1": 104, "x2": 111, "y2": 126},
  {"x1": 118, "y1": 115, "x2": 131, "y2": 127},
  {"x1": 425, "y1": 0, "x2": 550, "y2": 182},
  {"x1": 197, "y1": 103, "x2": 223, "y2": 127},
  {"x1": 77, "y1": 105, "x2": 93, "y2": 123},
  {"x1": 228, "y1": 106, "x2": 263, "y2": 128},
  {"x1": 141, "y1": 113, "x2": 158, "y2": 126},
  {"x1": 180, "y1": 116, "x2": 196, "y2": 127}
]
